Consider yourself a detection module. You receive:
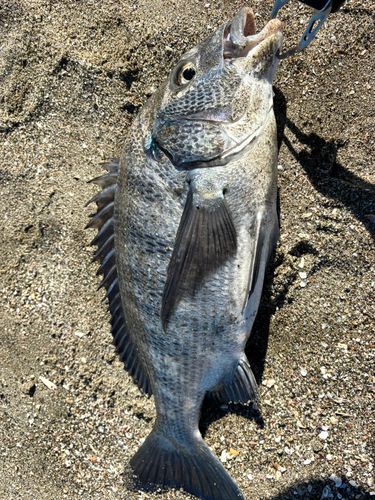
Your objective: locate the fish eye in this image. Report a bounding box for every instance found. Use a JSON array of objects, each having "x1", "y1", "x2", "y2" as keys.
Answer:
[{"x1": 177, "y1": 63, "x2": 196, "y2": 86}]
